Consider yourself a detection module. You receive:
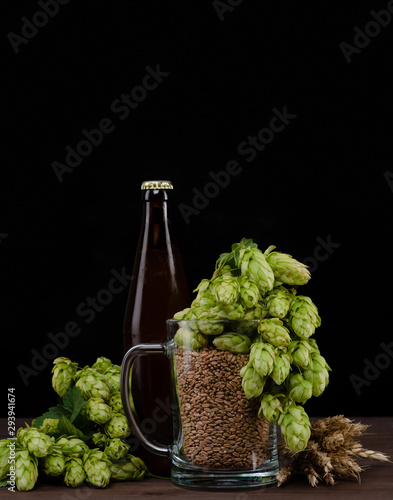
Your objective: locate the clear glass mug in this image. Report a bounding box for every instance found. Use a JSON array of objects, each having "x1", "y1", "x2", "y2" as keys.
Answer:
[{"x1": 120, "y1": 319, "x2": 279, "y2": 489}]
